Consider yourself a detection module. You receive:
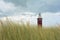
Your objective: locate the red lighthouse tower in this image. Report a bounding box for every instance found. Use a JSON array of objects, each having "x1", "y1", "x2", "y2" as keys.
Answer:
[{"x1": 37, "y1": 13, "x2": 42, "y2": 27}]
